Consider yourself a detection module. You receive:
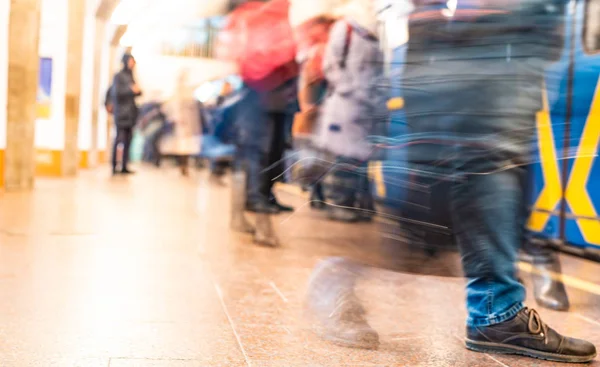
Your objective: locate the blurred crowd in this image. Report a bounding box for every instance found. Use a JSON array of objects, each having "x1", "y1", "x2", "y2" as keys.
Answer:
[{"x1": 106, "y1": 0, "x2": 599, "y2": 363}]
